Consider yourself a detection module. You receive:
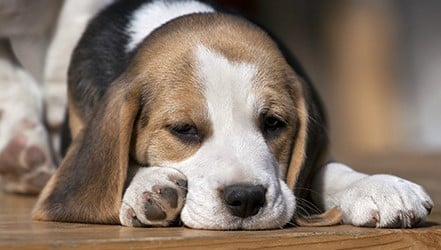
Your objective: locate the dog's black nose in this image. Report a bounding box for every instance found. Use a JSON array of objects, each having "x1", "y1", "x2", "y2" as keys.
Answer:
[{"x1": 222, "y1": 184, "x2": 266, "y2": 218}]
